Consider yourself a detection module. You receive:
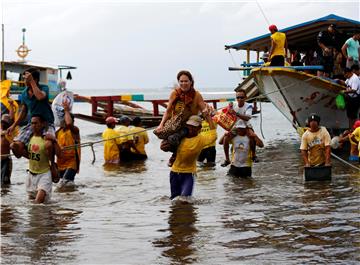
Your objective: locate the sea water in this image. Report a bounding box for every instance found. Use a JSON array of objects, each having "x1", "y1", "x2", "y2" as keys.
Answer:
[{"x1": 1, "y1": 89, "x2": 359, "y2": 265}]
